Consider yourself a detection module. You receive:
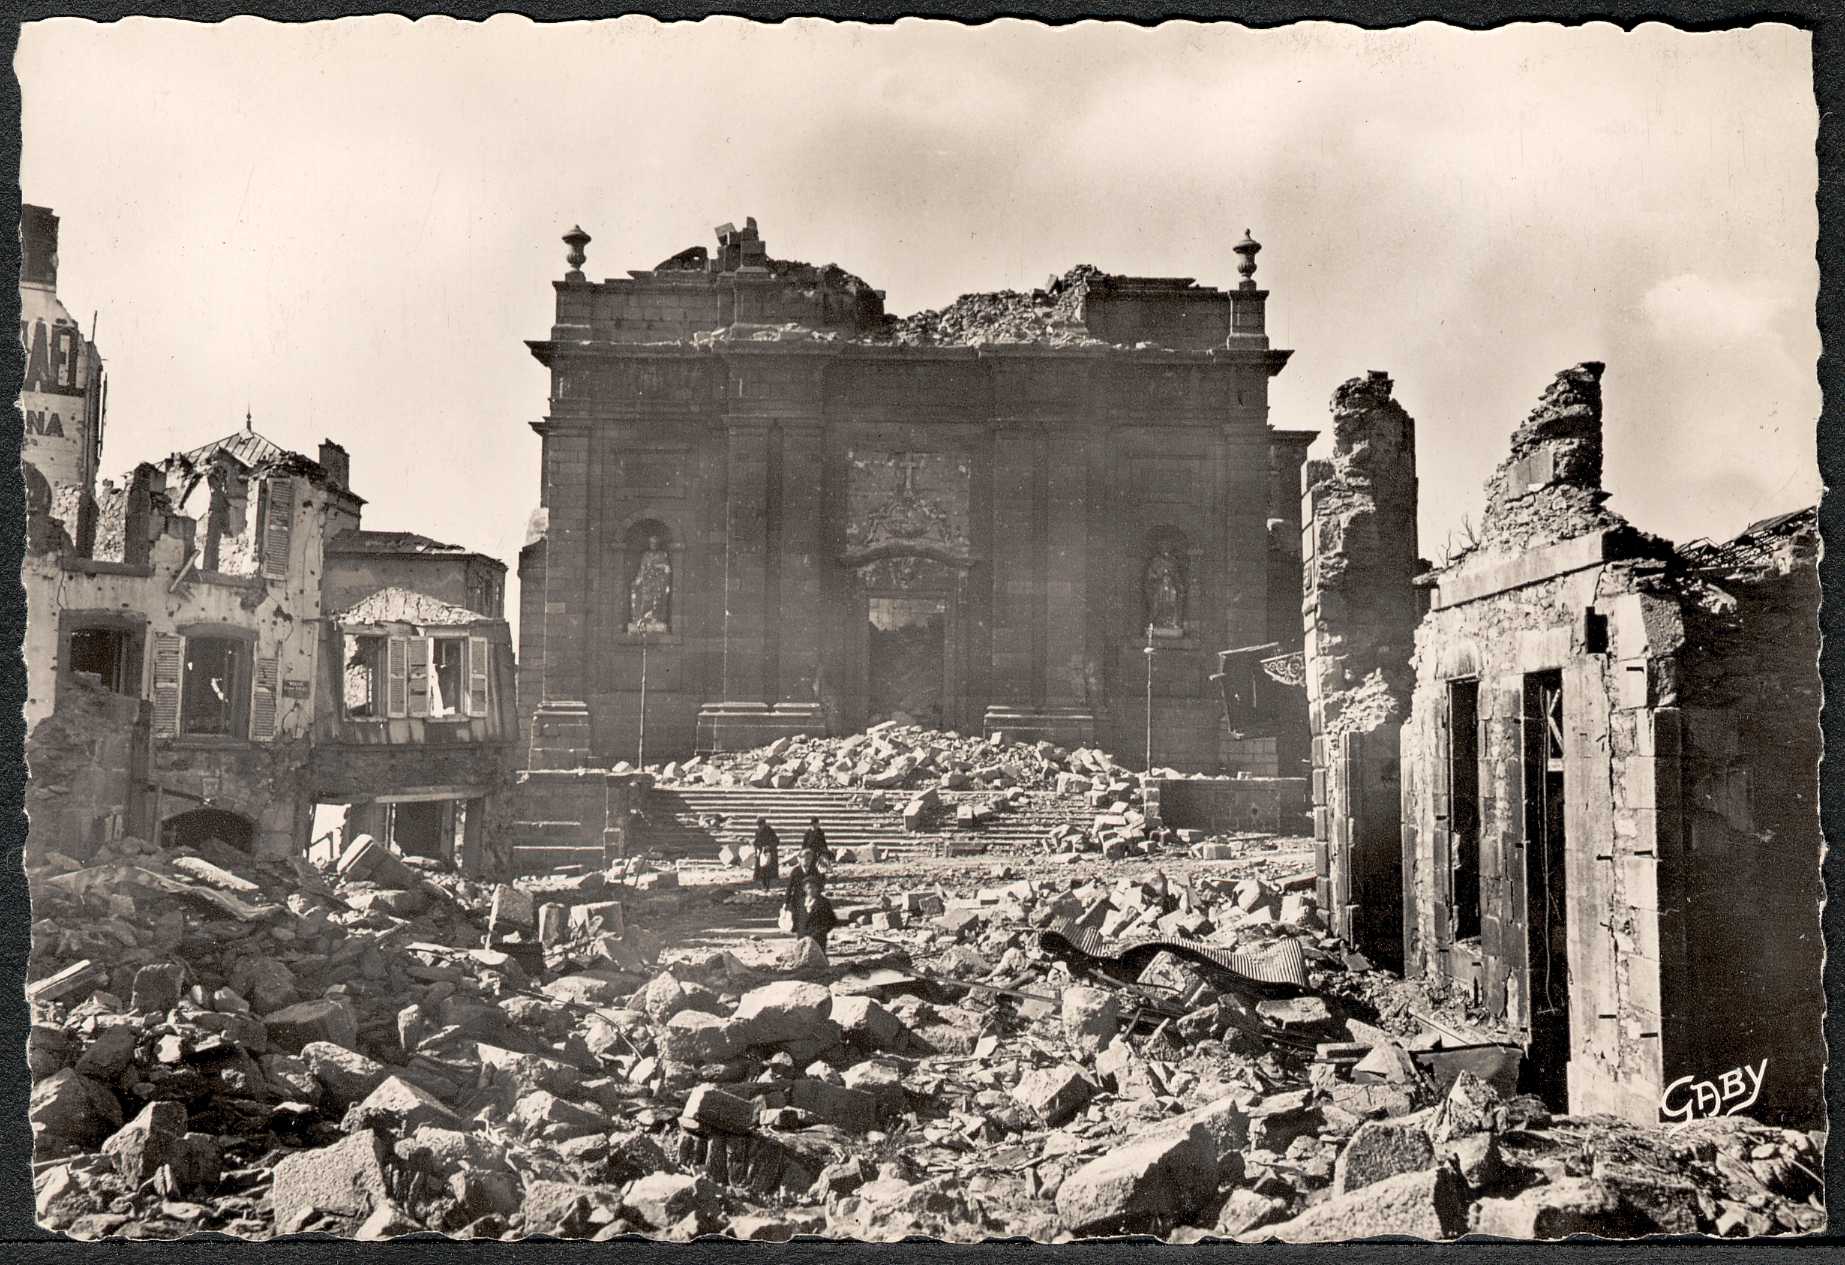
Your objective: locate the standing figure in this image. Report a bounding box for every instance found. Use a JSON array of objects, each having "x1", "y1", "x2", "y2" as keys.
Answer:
[
  {"x1": 783, "y1": 846, "x2": 823, "y2": 936},
  {"x1": 802, "y1": 817, "x2": 830, "y2": 863},
  {"x1": 628, "y1": 534, "x2": 672, "y2": 633},
  {"x1": 1144, "y1": 545, "x2": 1186, "y2": 634},
  {"x1": 802, "y1": 873, "x2": 839, "y2": 955},
  {"x1": 752, "y1": 816, "x2": 780, "y2": 890}
]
